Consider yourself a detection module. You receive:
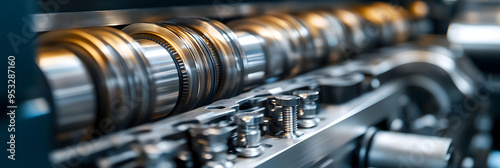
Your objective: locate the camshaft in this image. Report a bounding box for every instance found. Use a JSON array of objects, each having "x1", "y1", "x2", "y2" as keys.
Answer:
[{"x1": 36, "y1": 2, "x2": 429, "y2": 143}]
